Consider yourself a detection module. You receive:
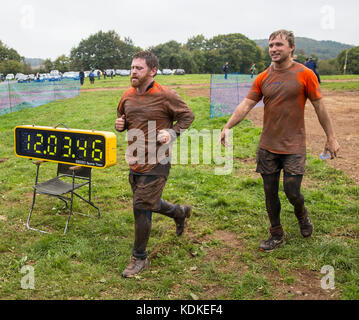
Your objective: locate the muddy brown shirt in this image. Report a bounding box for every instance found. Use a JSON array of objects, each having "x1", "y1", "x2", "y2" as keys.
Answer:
[
  {"x1": 117, "y1": 81, "x2": 194, "y2": 173},
  {"x1": 247, "y1": 62, "x2": 322, "y2": 155}
]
